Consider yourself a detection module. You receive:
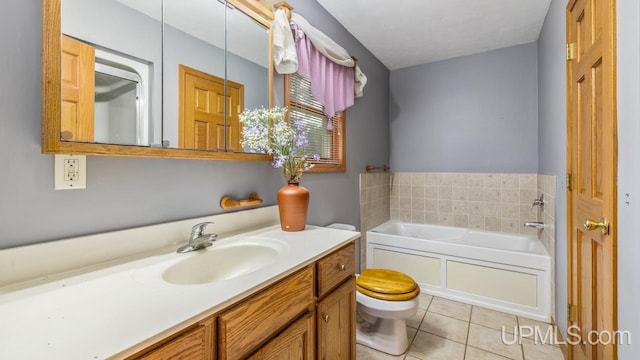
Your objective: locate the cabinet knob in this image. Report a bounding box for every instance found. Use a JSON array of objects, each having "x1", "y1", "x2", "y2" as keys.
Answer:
[
  {"x1": 338, "y1": 264, "x2": 346, "y2": 271},
  {"x1": 322, "y1": 314, "x2": 330, "y2": 323}
]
